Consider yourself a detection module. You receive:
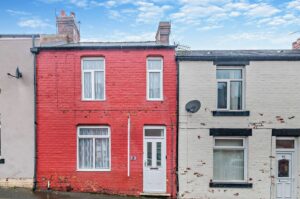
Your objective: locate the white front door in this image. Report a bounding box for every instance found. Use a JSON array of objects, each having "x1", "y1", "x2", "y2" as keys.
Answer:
[
  {"x1": 143, "y1": 127, "x2": 166, "y2": 193},
  {"x1": 276, "y1": 152, "x2": 294, "y2": 199}
]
